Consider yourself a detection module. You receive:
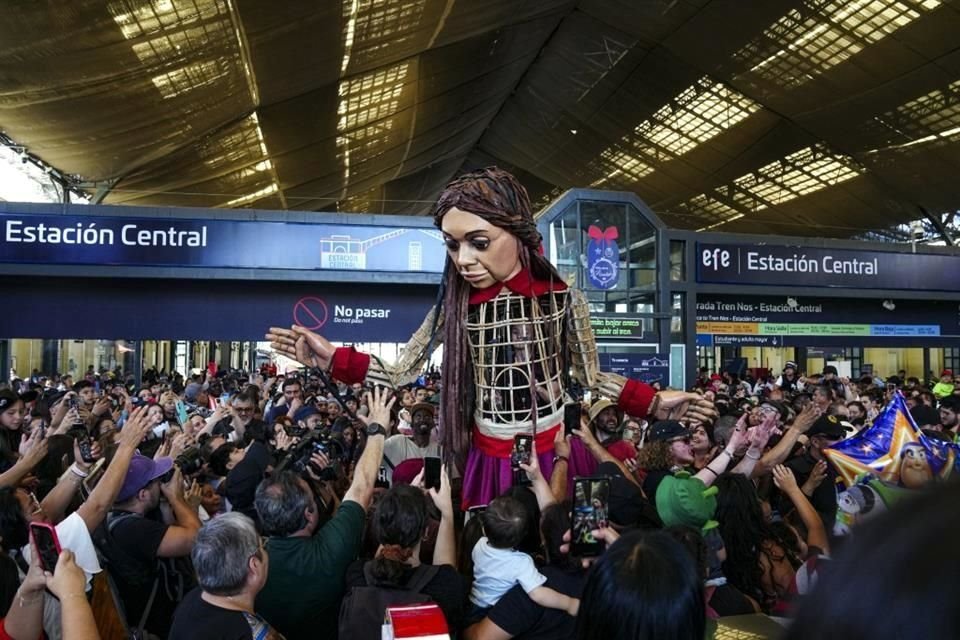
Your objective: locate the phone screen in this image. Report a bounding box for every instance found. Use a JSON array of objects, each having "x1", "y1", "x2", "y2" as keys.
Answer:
[
  {"x1": 564, "y1": 403, "x2": 581, "y2": 437},
  {"x1": 571, "y1": 477, "x2": 610, "y2": 557},
  {"x1": 511, "y1": 435, "x2": 532, "y2": 469},
  {"x1": 424, "y1": 456, "x2": 441, "y2": 490},
  {"x1": 30, "y1": 523, "x2": 61, "y2": 572}
]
